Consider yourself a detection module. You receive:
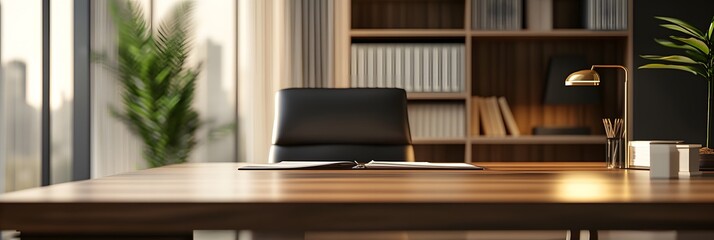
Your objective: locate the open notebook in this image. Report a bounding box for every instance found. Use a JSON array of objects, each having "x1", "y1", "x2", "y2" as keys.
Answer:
[{"x1": 239, "y1": 161, "x2": 483, "y2": 170}]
